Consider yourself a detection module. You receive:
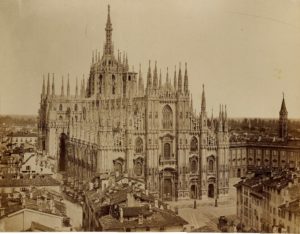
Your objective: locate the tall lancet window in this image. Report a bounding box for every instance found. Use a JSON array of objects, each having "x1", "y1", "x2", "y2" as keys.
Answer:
[
  {"x1": 123, "y1": 75, "x2": 126, "y2": 95},
  {"x1": 99, "y1": 75, "x2": 103, "y2": 94},
  {"x1": 112, "y1": 75, "x2": 116, "y2": 95},
  {"x1": 190, "y1": 137, "x2": 198, "y2": 152},
  {"x1": 135, "y1": 137, "x2": 143, "y2": 153},
  {"x1": 164, "y1": 143, "x2": 171, "y2": 159},
  {"x1": 162, "y1": 105, "x2": 173, "y2": 129}
]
